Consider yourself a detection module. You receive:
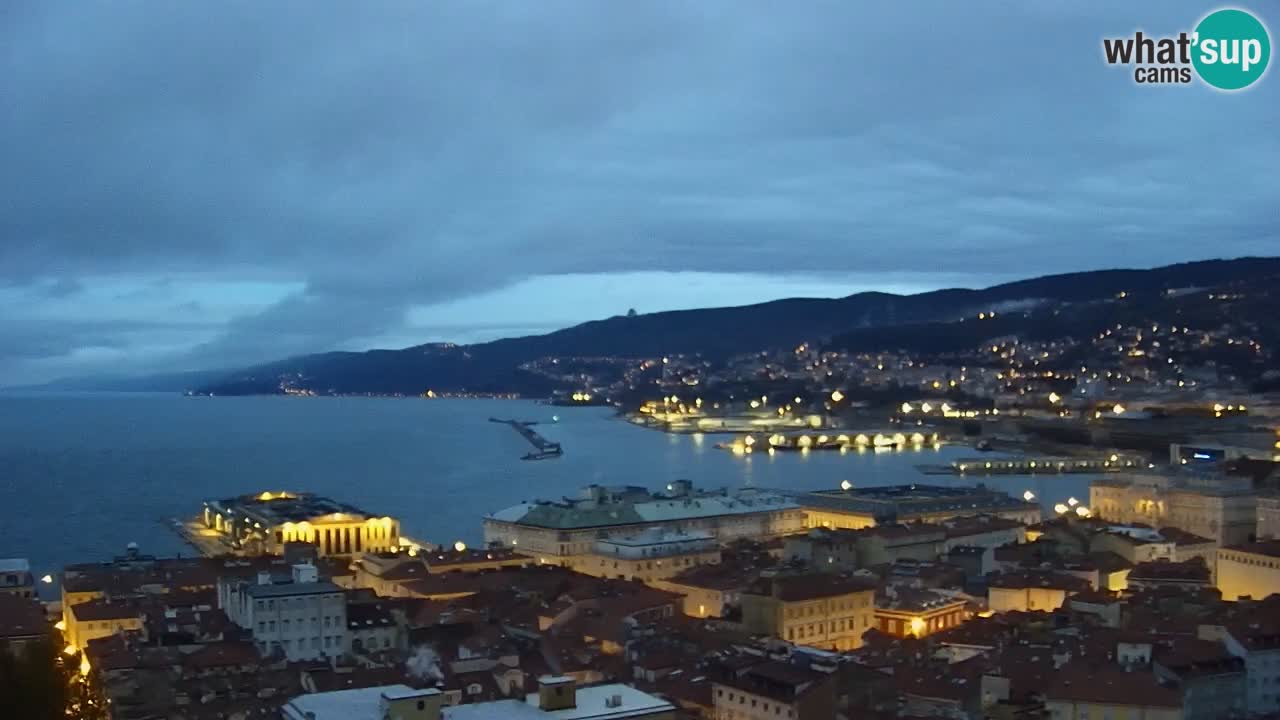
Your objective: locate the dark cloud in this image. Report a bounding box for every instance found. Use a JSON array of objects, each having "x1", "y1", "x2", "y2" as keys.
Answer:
[{"x1": 1, "y1": 1, "x2": 1276, "y2": 383}]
